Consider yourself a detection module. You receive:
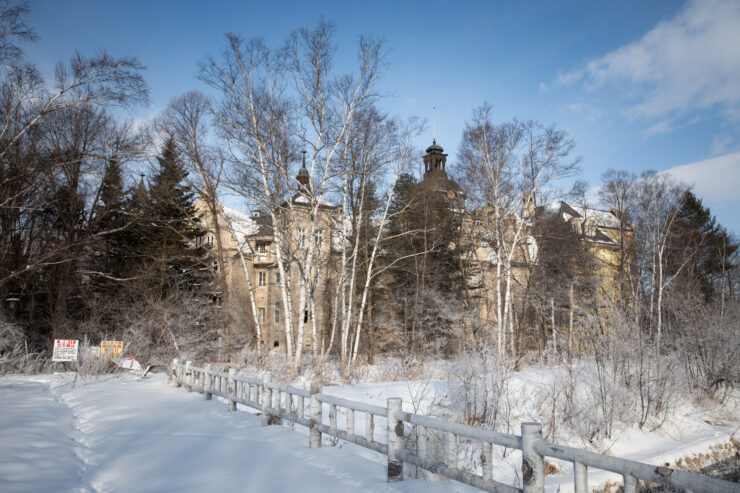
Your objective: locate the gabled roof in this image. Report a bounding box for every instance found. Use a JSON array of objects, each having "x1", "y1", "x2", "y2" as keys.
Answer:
[
  {"x1": 537, "y1": 201, "x2": 628, "y2": 245},
  {"x1": 222, "y1": 206, "x2": 262, "y2": 245}
]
